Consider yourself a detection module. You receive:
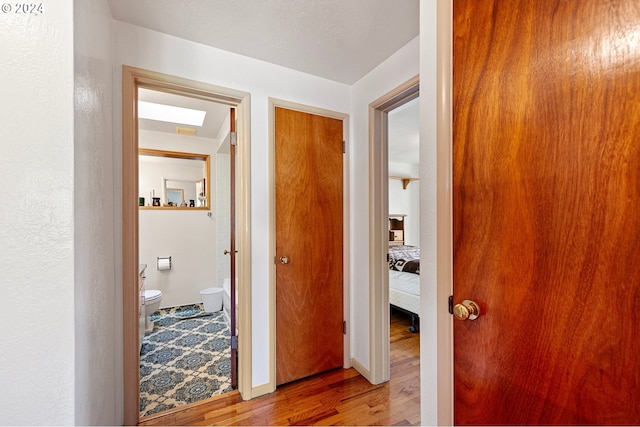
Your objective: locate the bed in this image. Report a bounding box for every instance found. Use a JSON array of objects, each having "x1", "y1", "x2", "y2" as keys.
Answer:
[{"x1": 388, "y1": 245, "x2": 420, "y2": 332}]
